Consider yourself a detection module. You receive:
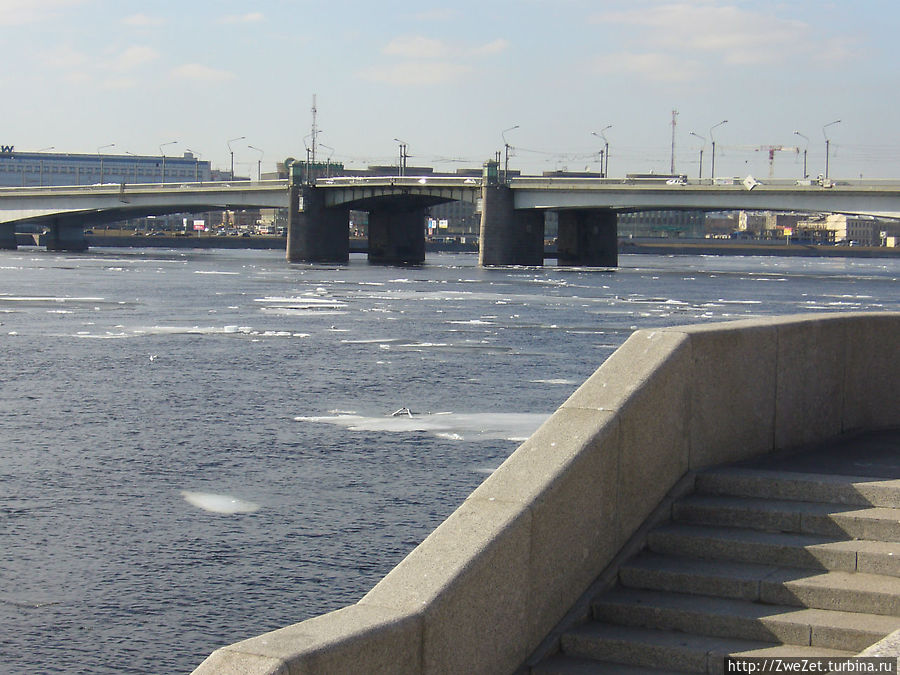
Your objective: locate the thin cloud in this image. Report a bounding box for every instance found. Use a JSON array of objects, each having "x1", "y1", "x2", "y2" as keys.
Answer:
[
  {"x1": 171, "y1": 63, "x2": 236, "y2": 83},
  {"x1": 122, "y1": 13, "x2": 167, "y2": 27},
  {"x1": 413, "y1": 9, "x2": 458, "y2": 22},
  {"x1": 110, "y1": 45, "x2": 160, "y2": 71},
  {"x1": 473, "y1": 38, "x2": 509, "y2": 56},
  {"x1": 593, "y1": 51, "x2": 702, "y2": 83},
  {"x1": 373, "y1": 35, "x2": 509, "y2": 85},
  {"x1": 384, "y1": 36, "x2": 450, "y2": 59},
  {"x1": 101, "y1": 76, "x2": 137, "y2": 90},
  {"x1": 41, "y1": 43, "x2": 90, "y2": 69},
  {"x1": 359, "y1": 61, "x2": 472, "y2": 86},
  {"x1": 593, "y1": 2, "x2": 826, "y2": 66},
  {"x1": 384, "y1": 35, "x2": 509, "y2": 59},
  {"x1": 220, "y1": 12, "x2": 264, "y2": 24},
  {"x1": 0, "y1": 0, "x2": 85, "y2": 25}
]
